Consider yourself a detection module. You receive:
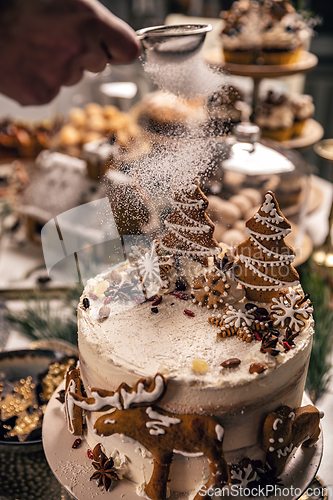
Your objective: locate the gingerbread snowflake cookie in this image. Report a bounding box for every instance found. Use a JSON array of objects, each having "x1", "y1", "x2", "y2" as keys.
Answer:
[
  {"x1": 209, "y1": 304, "x2": 254, "y2": 342},
  {"x1": 271, "y1": 289, "x2": 313, "y2": 333},
  {"x1": 192, "y1": 268, "x2": 230, "y2": 309}
]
